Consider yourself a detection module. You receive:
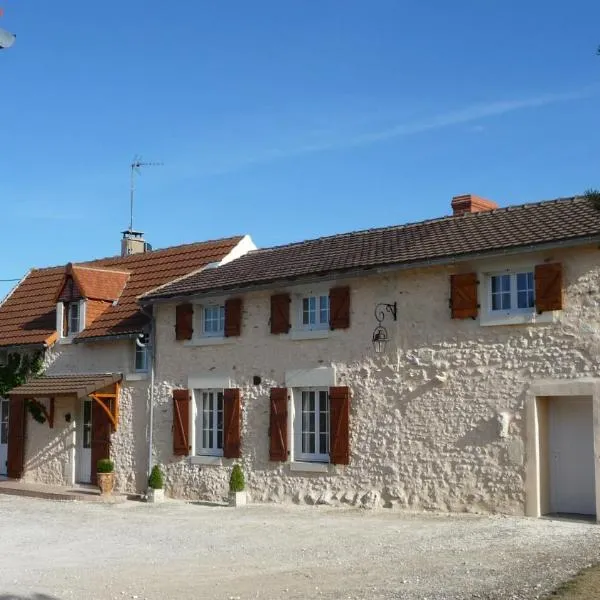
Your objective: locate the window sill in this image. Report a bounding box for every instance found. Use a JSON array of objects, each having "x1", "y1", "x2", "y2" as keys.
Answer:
[
  {"x1": 184, "y1": 337, "x2": 235, "y2": 347},
  {"x1": 57, "y1": 337, "x2": 75, "y2": 345},
  {"x1": 289, "y1": 461, "x2": 329, "y2": 473},
  {"x1": 125, "y1": 372, "x2": 148, "y2": 381},
  {"x1": 290, "y1": 329, "x2": 330, "y2": 341},
  {"x1": 189, "y1": 455, "x2": 228, "y2": 466},
  {"x1": 480, "y1": 311, "x2": 557, "y2": 327}
]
